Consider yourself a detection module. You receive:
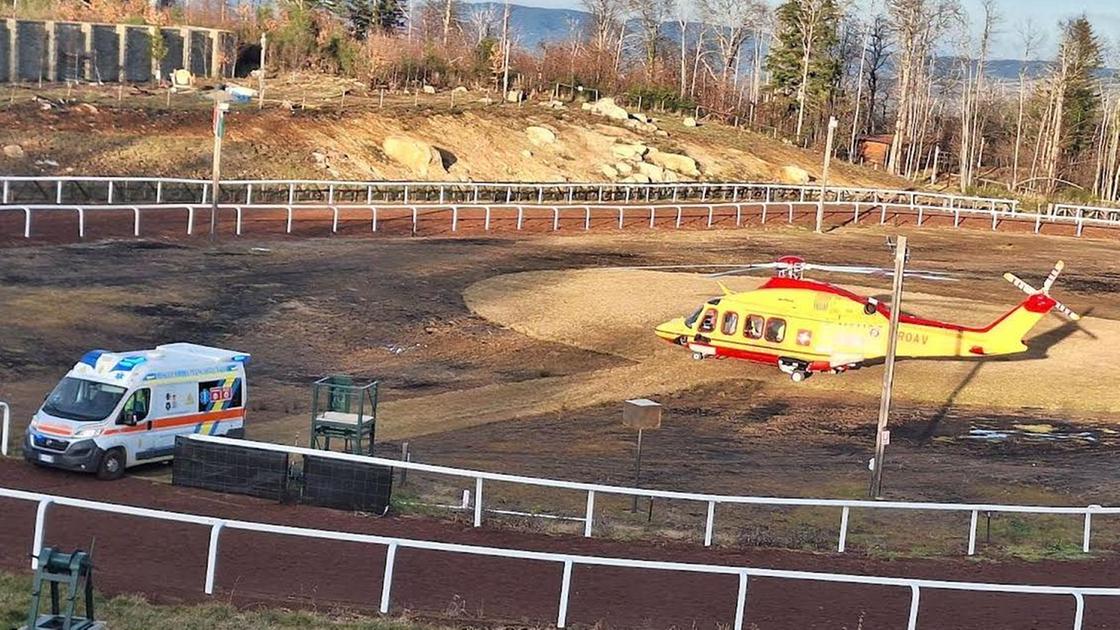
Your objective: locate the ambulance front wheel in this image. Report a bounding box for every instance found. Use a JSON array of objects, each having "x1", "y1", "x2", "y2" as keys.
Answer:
[
  {"x1": 790, "y1": 370, "x2": 810, "y2": 383},
  {"x1": 691, "y1": 351, "x2": 705, "y2": 360},
  {"x1": 96, "y1": 448, "x2": 126, "y2": 481}
]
